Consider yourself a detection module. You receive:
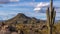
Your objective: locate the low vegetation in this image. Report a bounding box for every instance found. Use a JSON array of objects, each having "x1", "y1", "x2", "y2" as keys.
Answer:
[{"x1": 0, "y1": 13, "x2": 59, "y2": 34}]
